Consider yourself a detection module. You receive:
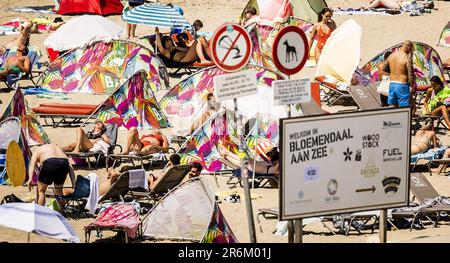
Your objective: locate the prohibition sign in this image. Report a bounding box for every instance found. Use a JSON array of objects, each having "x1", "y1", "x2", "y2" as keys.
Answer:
[
  {"x1": 210, "y1": 23, "x2": 252, "y2": 72},
  {"x1": 272, "y1": 26, "x2": 308, "y2": 75}
]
